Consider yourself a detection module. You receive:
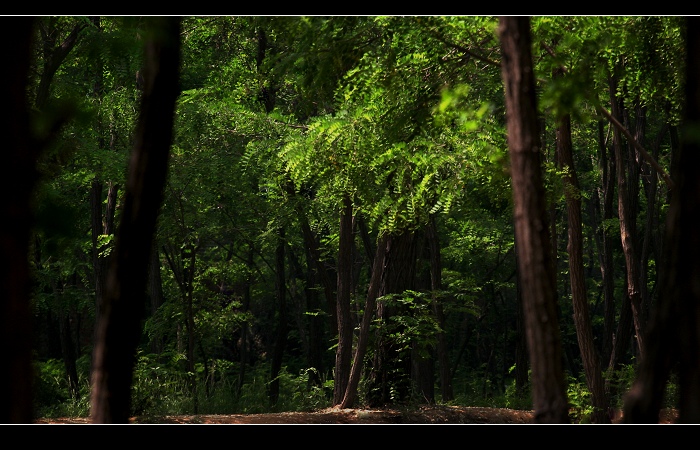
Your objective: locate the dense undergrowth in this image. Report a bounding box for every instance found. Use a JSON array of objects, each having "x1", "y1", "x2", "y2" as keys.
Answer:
[{"x1": 32, "y1": 351, "x2": 678, "y2": 423}]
